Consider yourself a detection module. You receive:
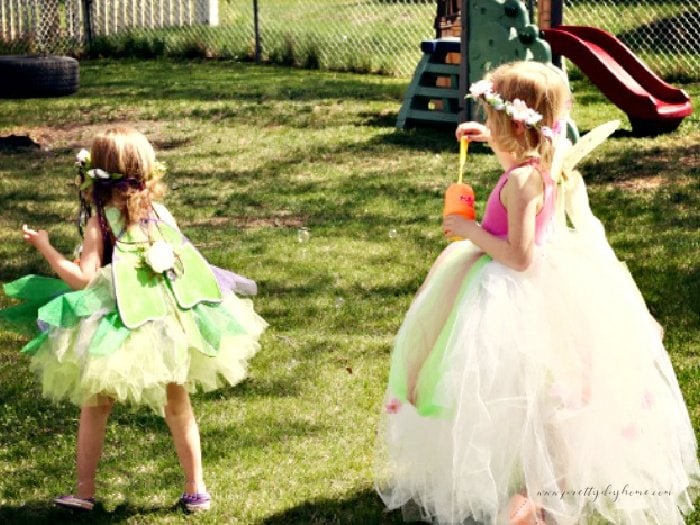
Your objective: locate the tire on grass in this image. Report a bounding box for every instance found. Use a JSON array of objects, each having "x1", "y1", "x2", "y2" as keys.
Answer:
[{"x1": 0, "y1": 55, "x2": 79, "y2": 98}]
